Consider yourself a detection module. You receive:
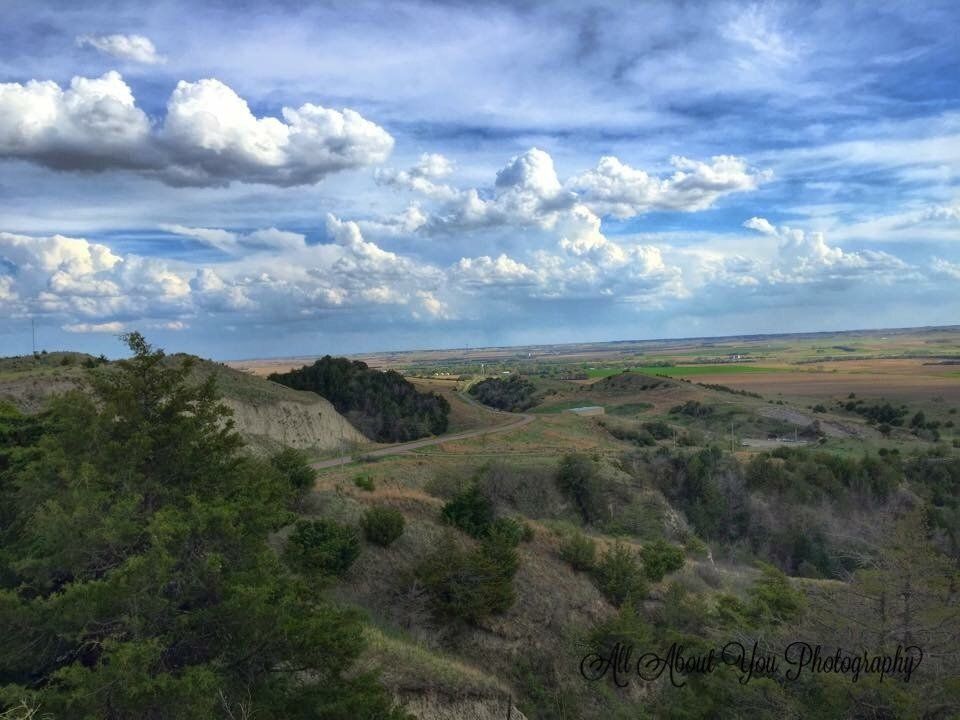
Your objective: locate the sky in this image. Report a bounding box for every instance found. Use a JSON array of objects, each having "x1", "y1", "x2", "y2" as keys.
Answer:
[{"x1": 0, "y1": 0, "x2": 958, "y2": 359}]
